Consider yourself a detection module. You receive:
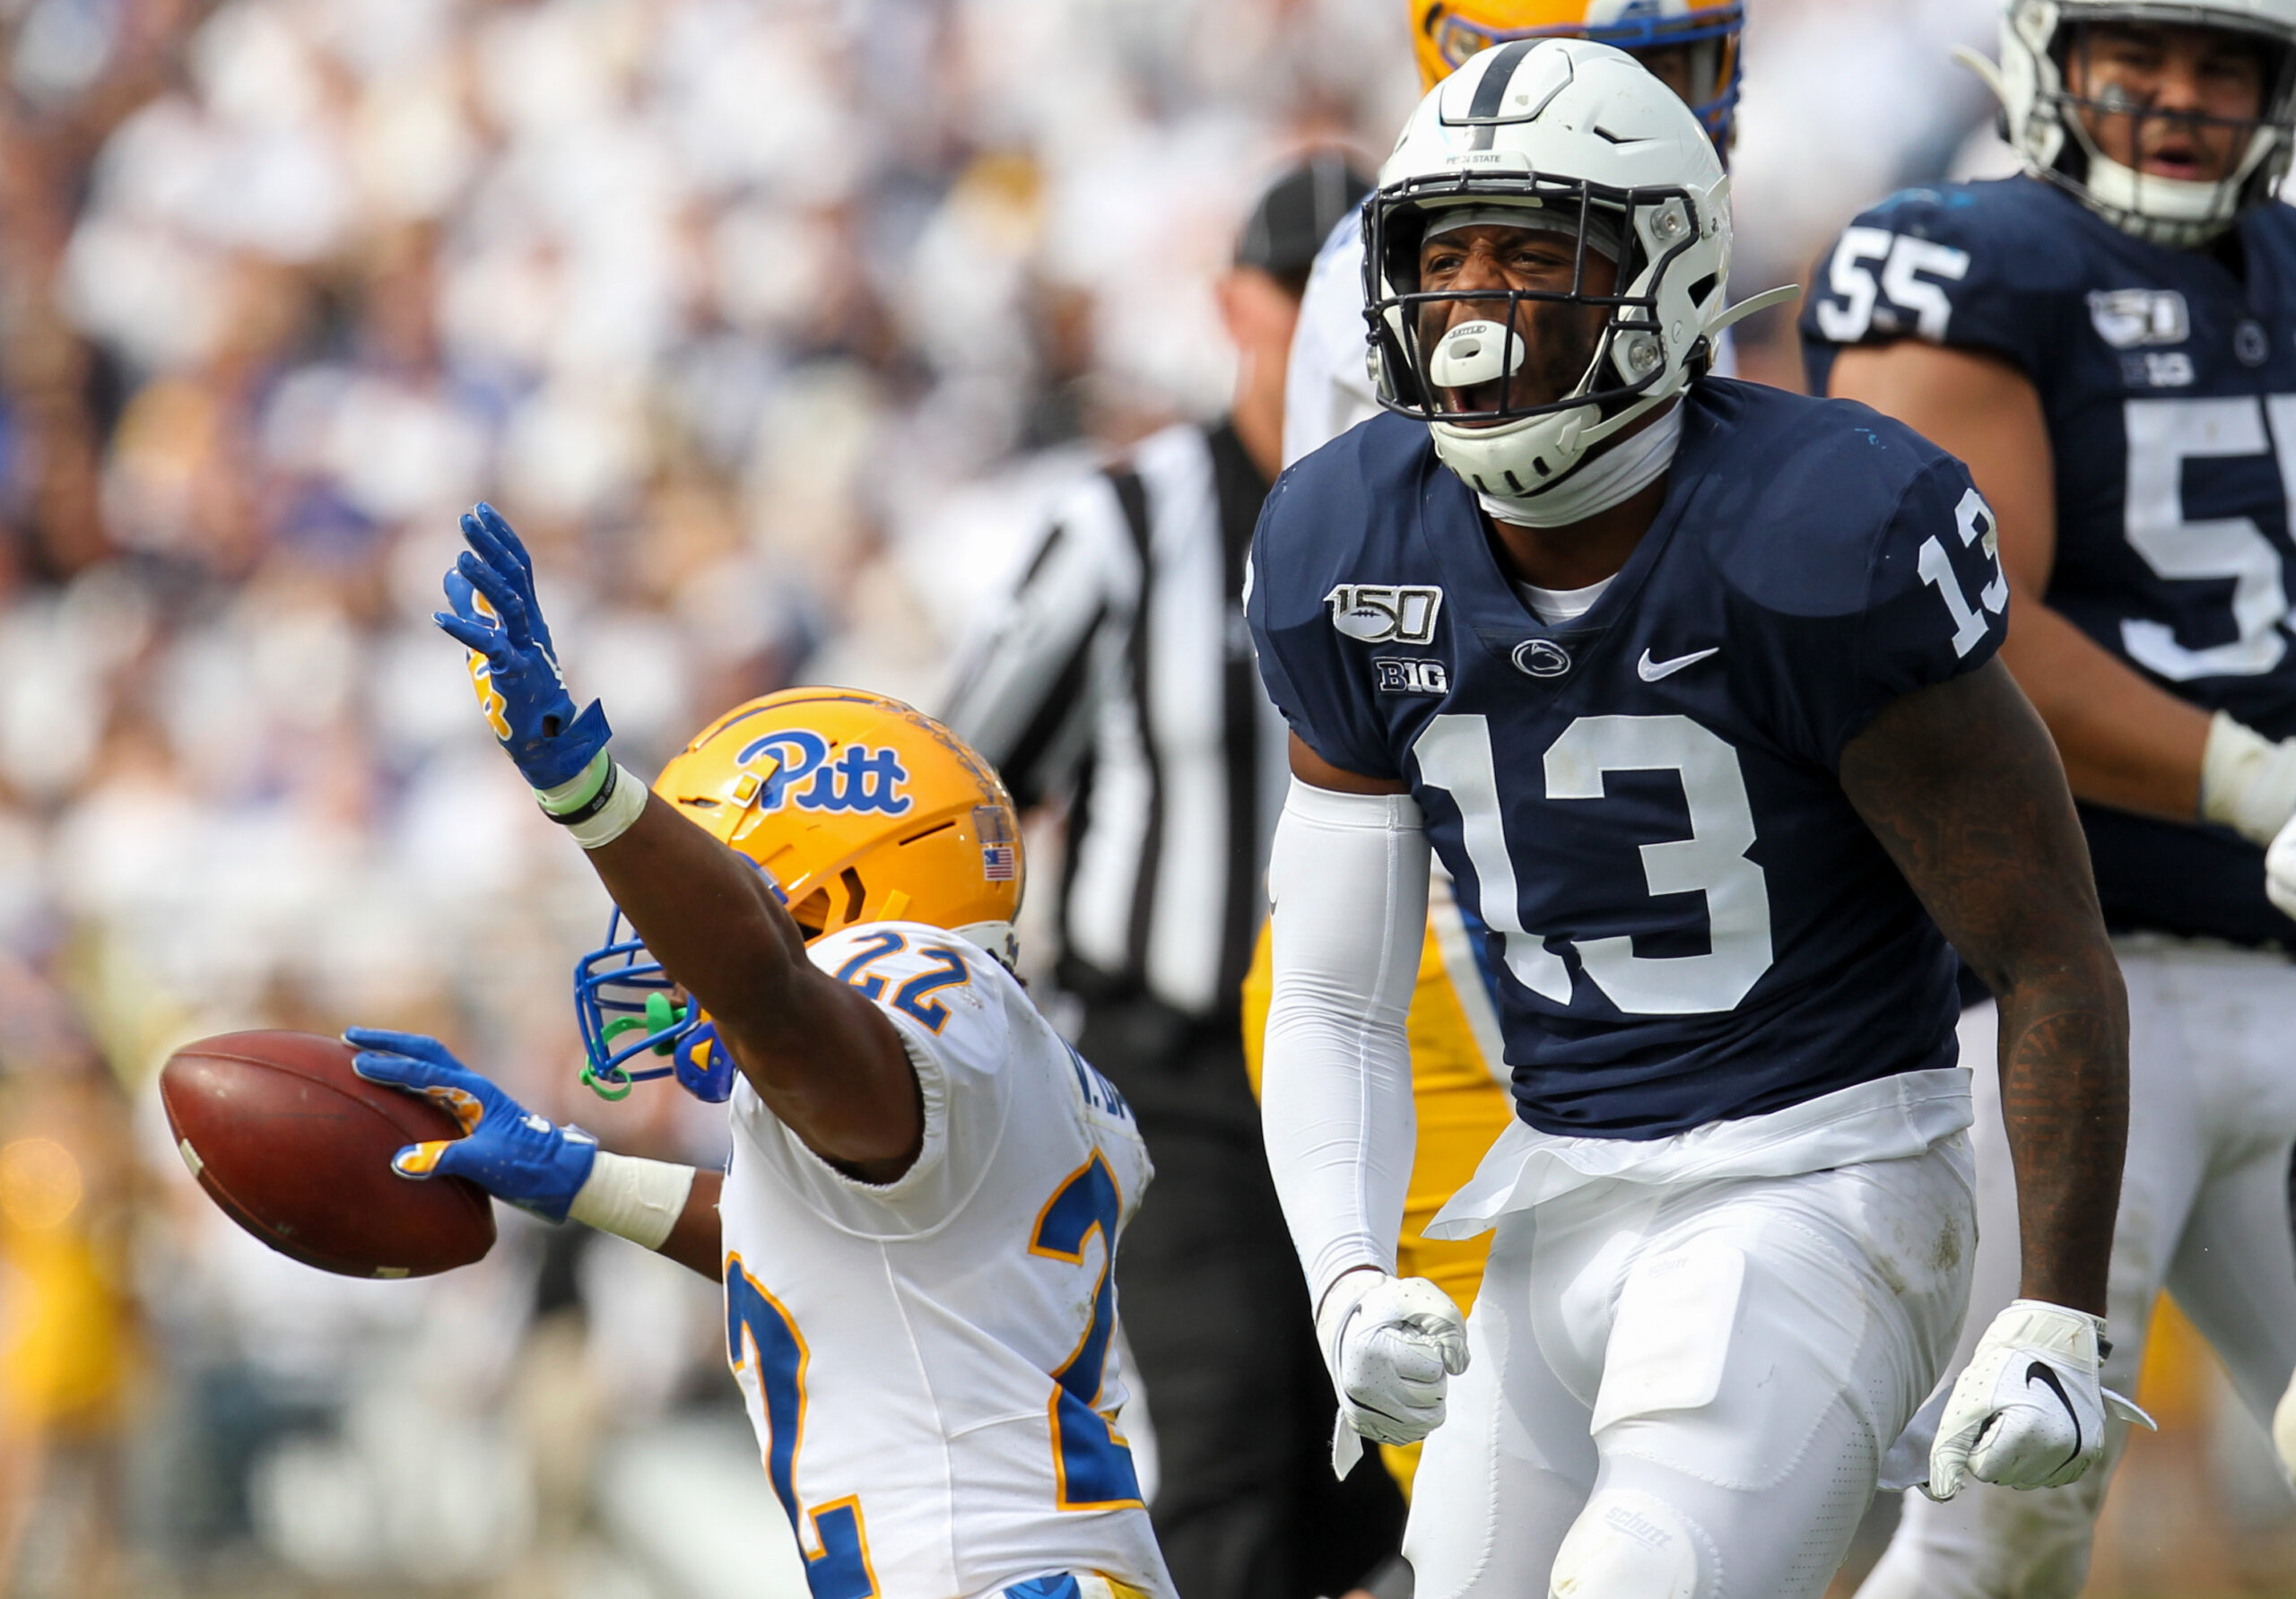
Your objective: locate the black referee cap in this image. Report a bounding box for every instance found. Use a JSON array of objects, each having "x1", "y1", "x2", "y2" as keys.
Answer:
[{"x1": 1234, "y1": 152, "x2": 1373, "y2": 291}]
